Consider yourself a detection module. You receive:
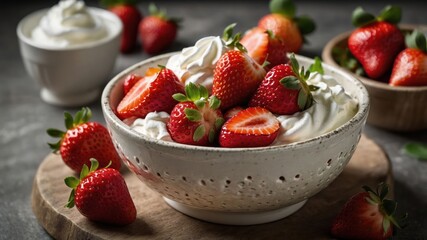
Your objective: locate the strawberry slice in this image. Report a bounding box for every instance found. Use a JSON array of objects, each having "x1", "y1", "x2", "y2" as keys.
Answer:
[
  {"x1": 219, "y1": 107, "x2": 280, "y2": 148},
  {"x1": 116, "y1": 67, "x2": 184, "y2": 120},
  {"x1": 123, "y1": 74, "x2": 143, "y2": 95},
  {"x1": 240, "y1": 27, "x2": 288, "y2": 70}
]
